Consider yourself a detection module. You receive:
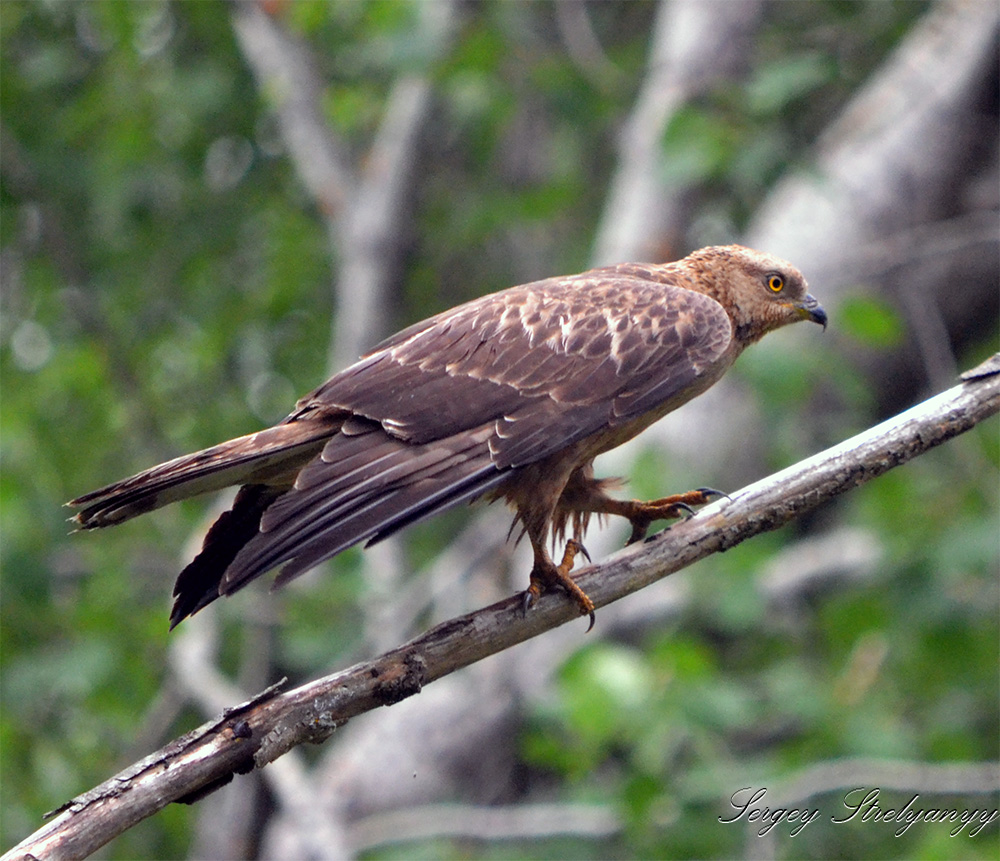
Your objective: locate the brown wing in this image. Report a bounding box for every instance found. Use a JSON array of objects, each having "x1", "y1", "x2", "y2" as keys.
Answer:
[
  {"x1": 302, "y1": 265, "x2": 732, "y2": 460},
  {"x1": 216, "y1": 268, "x2": 732, "y2": 599}
]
